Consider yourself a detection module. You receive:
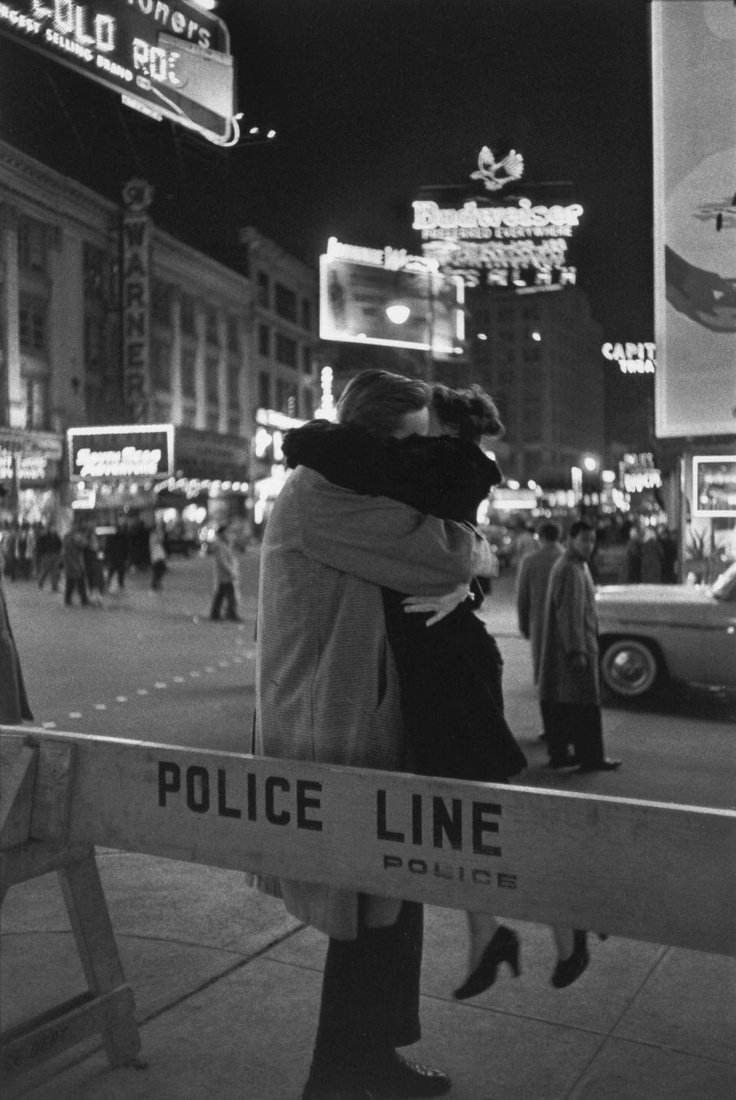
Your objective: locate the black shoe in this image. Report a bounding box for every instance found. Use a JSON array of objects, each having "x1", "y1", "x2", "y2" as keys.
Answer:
[
  {"x1": 551, "y1": 930, "x2": 589, "y2": 988},
  {"x1": 301, "y1": 1066, "x2": 373, "y2": 1100},
  {"x1": 365, "y1": 1052, "x2": 451, "y2": 1098},
  {"x1": 574, "y1": 758, "x2": 621, "y2": 774},
  {"x1": 547, "y1": 755, "x2": 579, "y2": 769},
  {"x1": 453, "y1": 925, "x2": 521, "y2": 1000}
]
